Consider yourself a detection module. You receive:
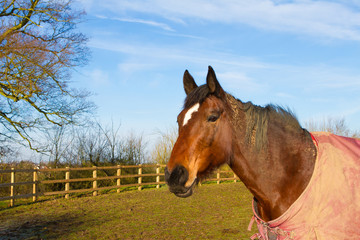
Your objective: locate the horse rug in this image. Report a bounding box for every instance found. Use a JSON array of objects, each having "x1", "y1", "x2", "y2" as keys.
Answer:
[{"x1": 249, "y1": 132, "x2": 360, "y2": 240}]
